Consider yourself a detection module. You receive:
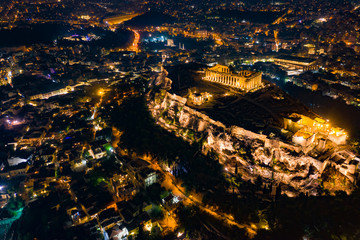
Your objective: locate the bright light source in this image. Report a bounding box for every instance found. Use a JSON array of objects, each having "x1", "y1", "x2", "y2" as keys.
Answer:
[{"x1": 144, "y1": 223, "x2": 152, "y2": 231}]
